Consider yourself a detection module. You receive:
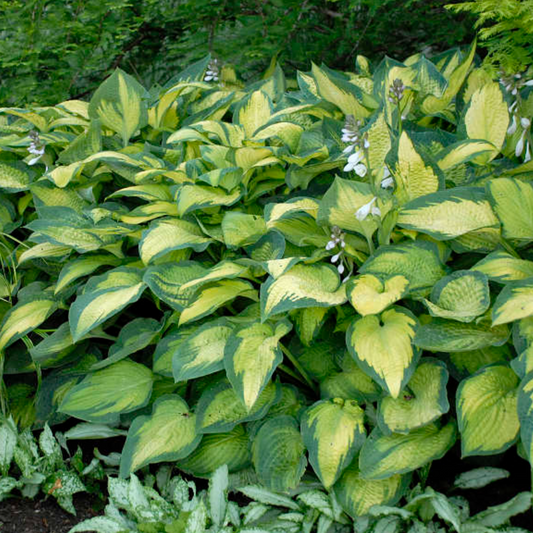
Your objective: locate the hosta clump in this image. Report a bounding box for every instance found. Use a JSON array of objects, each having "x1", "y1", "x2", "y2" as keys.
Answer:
[{"x1": 1, "y1": 45, "x2": 533, "y2": 519}]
